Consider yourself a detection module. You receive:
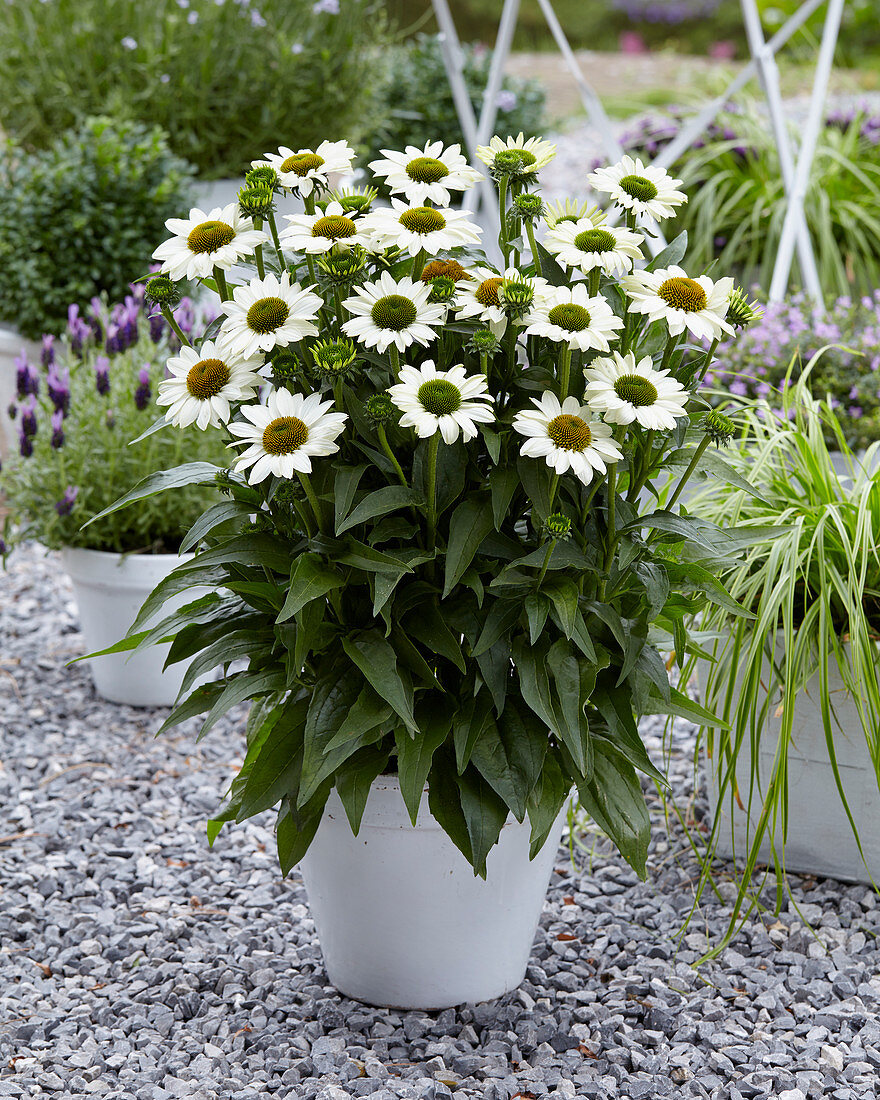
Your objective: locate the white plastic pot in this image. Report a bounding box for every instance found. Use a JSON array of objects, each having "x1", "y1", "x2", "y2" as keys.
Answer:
[
  {"x1": 61, "y1": 547, "x2": 203, "y2": 707},
  {"x1": 0, "y1": 325, "x2": 41, "y2": 459},
  {"x1": 299, "y1": 777, "x2": 567, "y2": 1009},
  {"x1": 701, "y1": 653, "x2": 880, "y2": 883}
]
